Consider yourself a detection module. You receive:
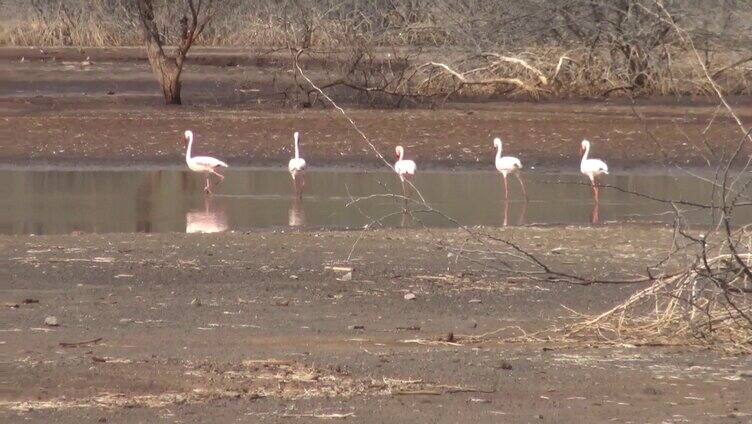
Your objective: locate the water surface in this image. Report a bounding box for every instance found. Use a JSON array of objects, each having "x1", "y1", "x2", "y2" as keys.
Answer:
[{"x1": 0, "y1": 168, "x2": 743, "y2": 235}]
